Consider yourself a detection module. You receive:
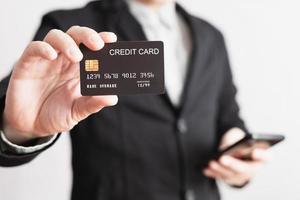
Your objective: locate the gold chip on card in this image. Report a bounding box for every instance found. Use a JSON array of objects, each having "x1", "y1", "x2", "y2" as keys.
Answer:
[{"x1": 85, "y1": 60, "x2": 99, "y2": 72}]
